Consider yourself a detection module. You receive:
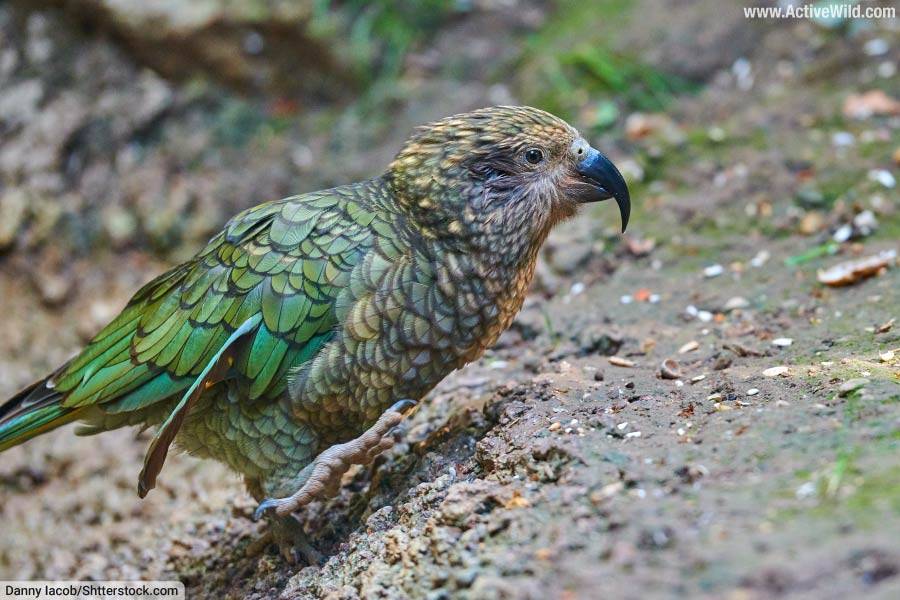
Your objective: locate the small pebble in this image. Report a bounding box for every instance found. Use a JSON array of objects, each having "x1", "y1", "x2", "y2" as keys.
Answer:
[
  {"x1": 853, "y1": 210, "x2": 878, "y2": 235},
  {"x1": 879, "y1": 350, "x2": 895, "y2": 362},
  {"x1": 833, "y1": 224, "x2": 853, "y2": 243},
  {"x1": 772, "y1": 338, "x2": 793, "y2": 347},
  {"x1": 796, "y1": 481, "x2": 817, "y2": 499},
  {"x1": 690, "y1": 375, "x2": 706, "y2": 383},
  {"x1": 864, "y1": 38, "x2": 889, "y2": 56},
  {"x1": 763, "y1": 366, "x2": 790, "y2": 377},
  {"x1": 869, "y1": 169, "x2": 896, "y2": 189},
  {"x1": 708, "y1": 126, "x2": 726, "y2": 142},
  {"x1": 548, "y1": 422, "x2": 561, "y2": 432},
  {"x1": 838, "y1": 378, "x2": 869, "y2": 397},
  {"x1": 678, "y1": 340, "x2": 700, "y2": 354},
  {"x1": 609, "y1": 356, "x2": 635, "y2": 368},
  {"x1": 724, "y1": 296, "x2": 749, "y2": 311},
  {"x1": 625, "y1": 431, "x2": 642, "y2": 439},
  {"x1": 590, "y1": 481, "x2": 625, "y2": 504},
  {"x1": 832, "y1": 131, "x2": 855, "y2": 147},
  {"x1": 703, "y1": 264, "x2": 724, "y2": 278},
  {"x1": 750, "y1": 250, "x2": 770, "y2": 268},
  {"x1": 747, "y1": 388, "x2": 760, "y2": 396},
  {"x1": 535, "y1": 548, "x2": 554, "y2": 561}
]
